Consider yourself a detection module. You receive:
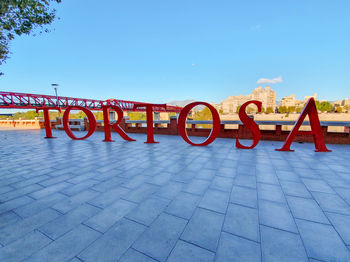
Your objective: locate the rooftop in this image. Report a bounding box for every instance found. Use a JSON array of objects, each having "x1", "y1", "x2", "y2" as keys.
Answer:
[{"x1": 1, "y1": 129, "x2": 350, "y2": 262}]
